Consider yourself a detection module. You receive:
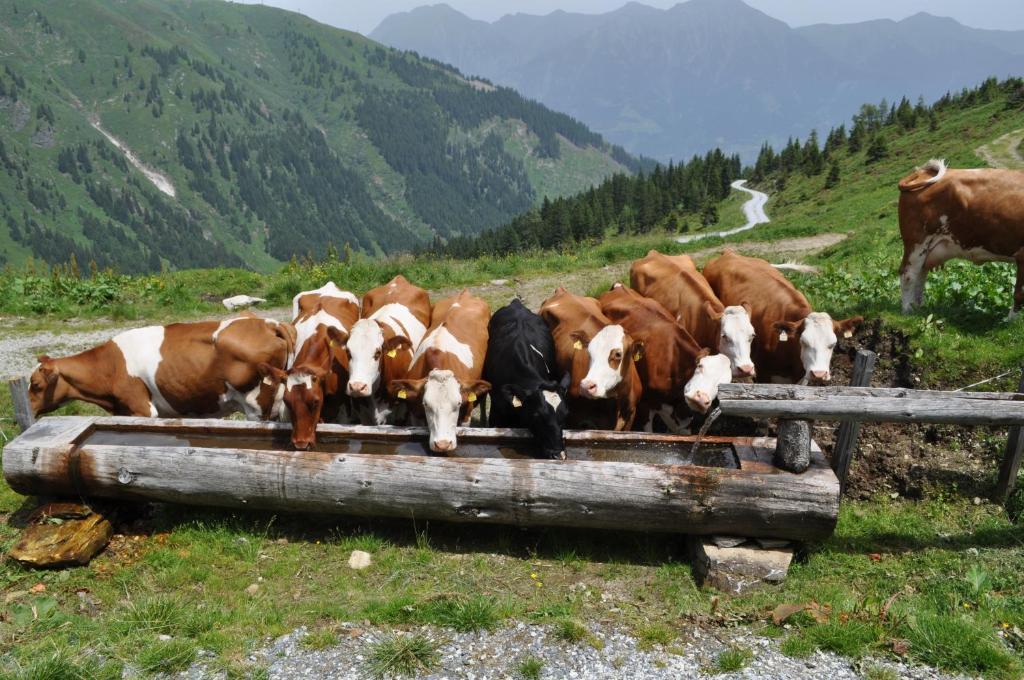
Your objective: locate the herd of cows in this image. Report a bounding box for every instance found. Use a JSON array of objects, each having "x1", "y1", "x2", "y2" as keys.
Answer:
[
  {"x1": 25, "y1": 160, "x2": 1024, "y2": 459},
  {"x1": 28, "y1": 249, "x2": 861, "y2": 459}
]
